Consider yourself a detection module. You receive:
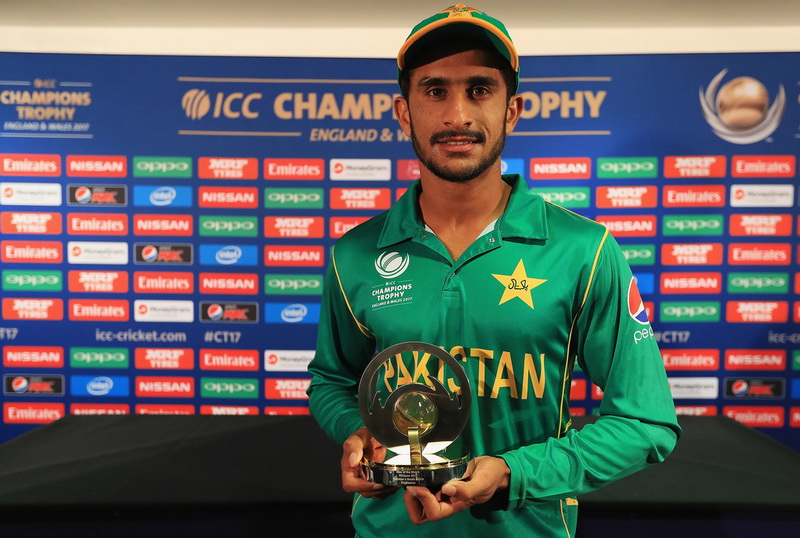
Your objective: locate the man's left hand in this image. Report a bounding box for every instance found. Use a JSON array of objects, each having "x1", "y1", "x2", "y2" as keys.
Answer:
[{"x1": 403, "y1": 456, "x2": 511, "y2": 524}]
